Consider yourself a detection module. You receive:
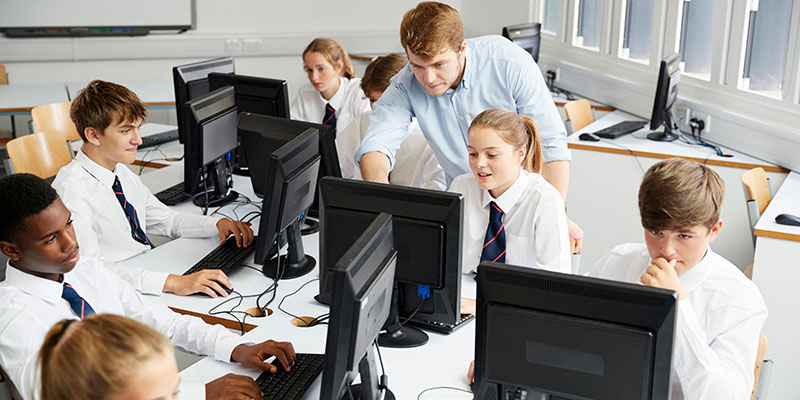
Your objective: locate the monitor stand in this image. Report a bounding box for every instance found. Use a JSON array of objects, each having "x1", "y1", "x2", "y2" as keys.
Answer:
[
  {"x1": 647, "y1": 111, "x2": 679, "y2": 142},
  {"x1": 378, "y1": 286, "x2": 428, "y2": 348},
  {"x1": 262, "y1": 220, "x2": 316, "y2": 280},
  {"x1": 343, "y1": 343, "x2": 395, "y2": 400},
  {"x1": 193, "y1": 160, "x2": 239, "y2": 208}
]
